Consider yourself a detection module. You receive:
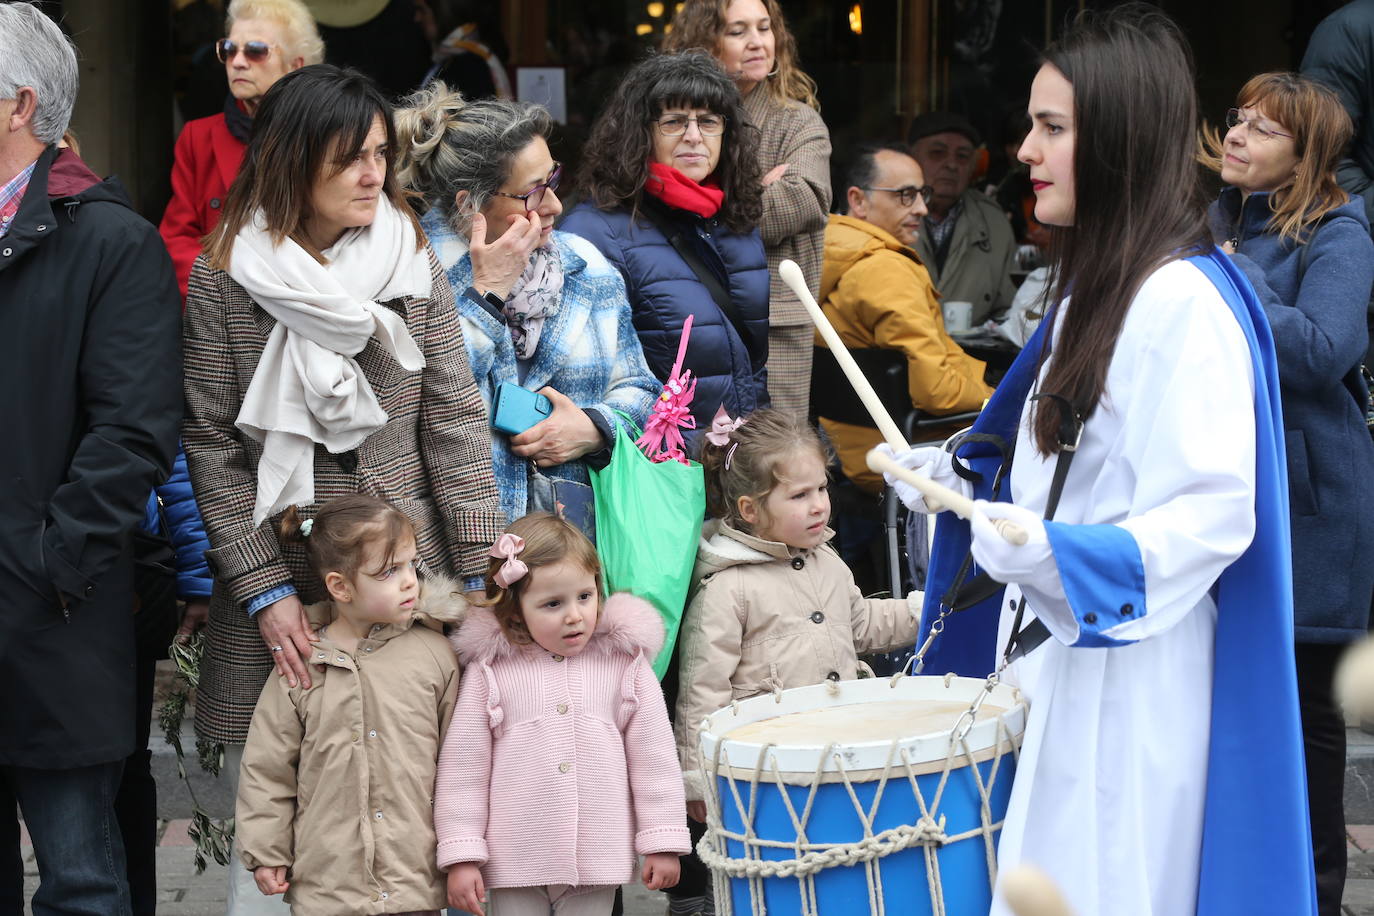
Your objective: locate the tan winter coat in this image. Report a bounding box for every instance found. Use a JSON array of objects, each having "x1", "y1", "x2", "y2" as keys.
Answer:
[
  {"x1": 235, "y1": 576, "x2": 469, "y2": 915},
  {"x1": 674, "y1": 522, "x2": 922, "y2": 799}
]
